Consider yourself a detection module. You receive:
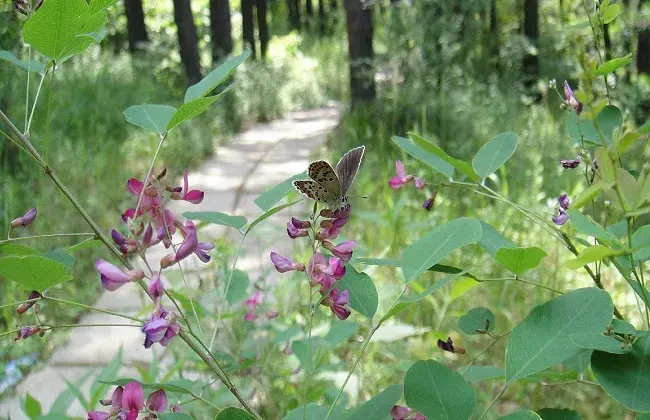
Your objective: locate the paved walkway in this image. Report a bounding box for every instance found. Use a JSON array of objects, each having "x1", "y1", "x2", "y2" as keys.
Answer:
[{"x1": 0, "y1": 105, "x2": 340, "y2": 419}]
